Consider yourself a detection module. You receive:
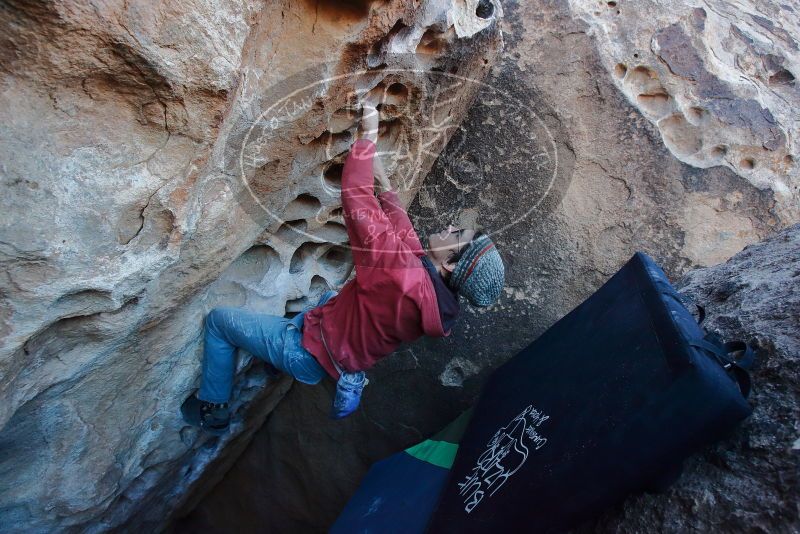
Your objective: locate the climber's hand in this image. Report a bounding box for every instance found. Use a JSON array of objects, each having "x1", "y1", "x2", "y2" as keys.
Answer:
[
  {"x1": 363, "y1": 88, "x2": 382, "y2": 109},
  {"x1": 357, "y1": 103, "x2": 379, "y2": 144}
]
